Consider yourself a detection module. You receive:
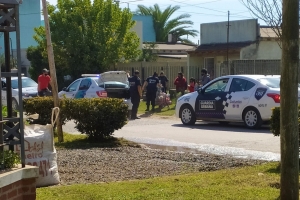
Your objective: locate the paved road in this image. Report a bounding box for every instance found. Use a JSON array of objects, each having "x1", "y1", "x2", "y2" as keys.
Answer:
[{"x1": 64, "y1": 116, "x2": 280, "y2": 156}]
